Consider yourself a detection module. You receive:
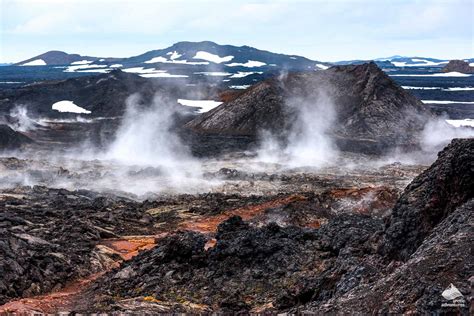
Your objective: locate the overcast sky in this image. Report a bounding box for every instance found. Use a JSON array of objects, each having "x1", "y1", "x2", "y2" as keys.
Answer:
[{"x1": 1, "y1": 0, "x2": 473, "y2": 63}]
